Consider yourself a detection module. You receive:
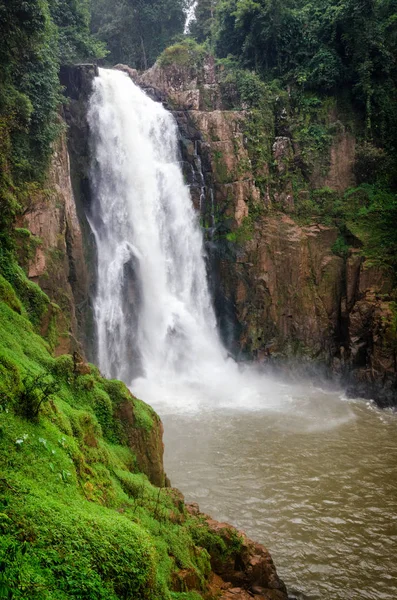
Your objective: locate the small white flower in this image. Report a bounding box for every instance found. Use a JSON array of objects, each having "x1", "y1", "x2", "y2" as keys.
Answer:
[{"x1": 15, "y1": 433, "x2": 29, "y2": 445}]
